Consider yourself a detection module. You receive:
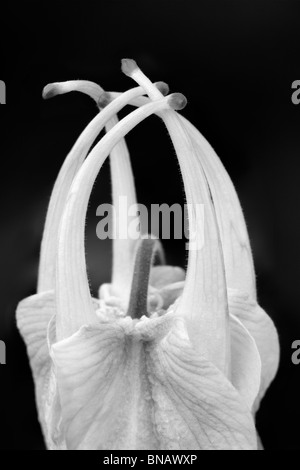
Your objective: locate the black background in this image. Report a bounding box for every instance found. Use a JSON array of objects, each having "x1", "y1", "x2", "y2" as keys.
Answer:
[{"x1": 0, "y1": 0, "x2": 300, "y2": 450}]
